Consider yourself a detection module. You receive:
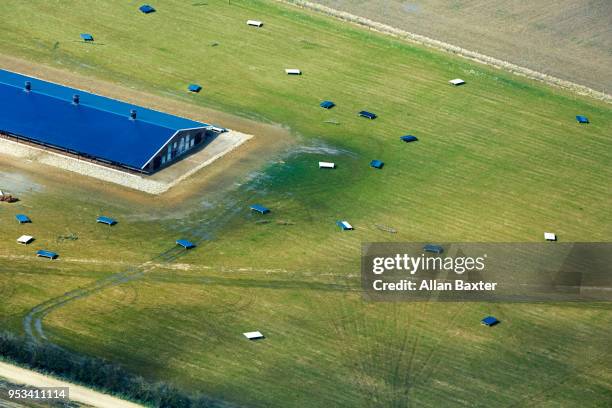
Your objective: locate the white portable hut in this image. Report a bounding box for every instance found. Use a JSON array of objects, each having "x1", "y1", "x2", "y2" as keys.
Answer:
[
  {"x1": 17, "y1": 235, "x2": 34, "y2": 245},
  {"x1": 449, "y1": 78, "x2": 466, "y2": 86},
  {"x1": 285, "y1": 69, "x2": 302, "y2": 75},
  {"x1": 544, "y1": 232, "x2": 557, "y2": 241},
  {"x1": 247, "y1": 20, "x2": 263, "y2": 27},
  {"x1": 243, "y1": 331, "x2": 265, "y2": 340},
  {"x1": 338, "y1": 221, "x2": 353, "y2": 230},
  {"x1": 319, "y1": 161, "x2": 336, "y2": 169}
]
